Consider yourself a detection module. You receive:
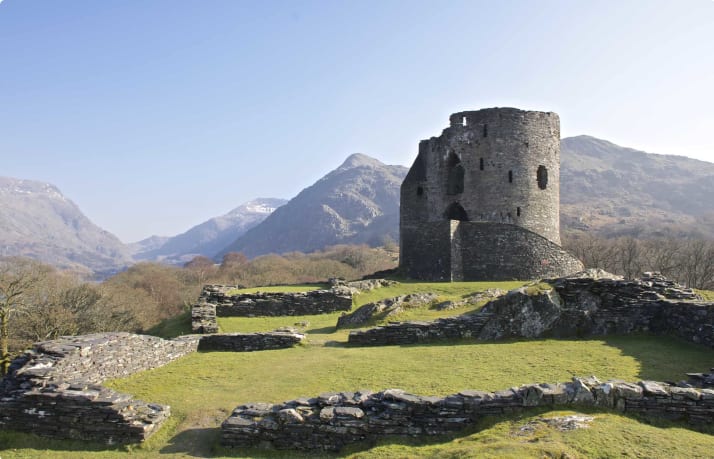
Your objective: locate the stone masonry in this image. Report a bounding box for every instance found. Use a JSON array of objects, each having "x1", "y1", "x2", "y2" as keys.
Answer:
[
  {"x1": 0, "y1": 333, "x2": 199, "y2": 444},
  {"x1": 348, "y1": 272, "x2": 713, "y2": 347},
  {"x1": 222, "y1": 376, "x2": 714, "y2": 452},
  {"x1": 400, "y1": 107, "x2": 583, "y2": 281},
  {"x1": 0, "y1": 329, "x2": 311, "y2": 444},
  {"x1": 197, "y1": 331, "x2": 305, "y2": 352},
  {"x1": 193, "y1": 281, "x2": 399, "y2": 333},
  {"x1": 191, "y1": 284, "x2": 353, "y2": 333}
]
